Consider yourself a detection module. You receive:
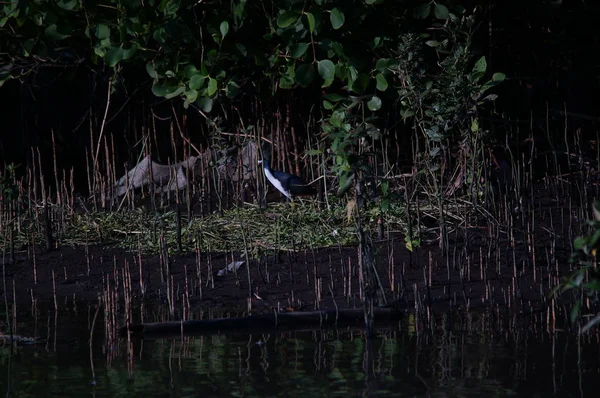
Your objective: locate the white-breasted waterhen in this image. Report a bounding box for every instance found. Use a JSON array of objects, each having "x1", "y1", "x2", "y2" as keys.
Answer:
[{"x1": 258, "y1": 159, "x2": 316, "y2": 200}]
